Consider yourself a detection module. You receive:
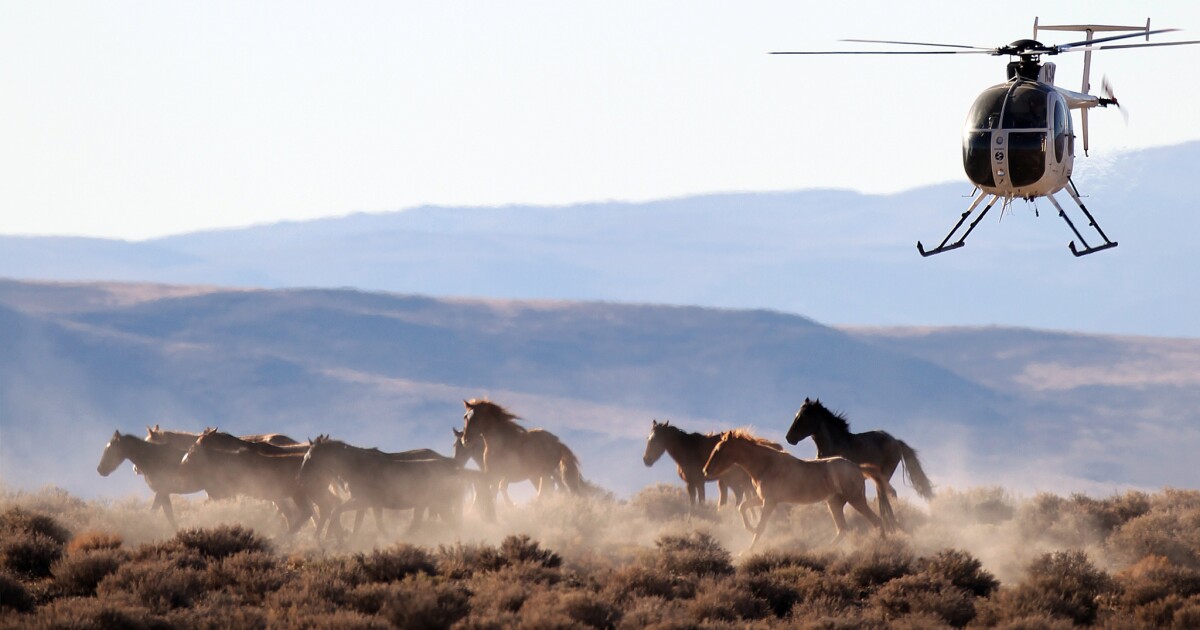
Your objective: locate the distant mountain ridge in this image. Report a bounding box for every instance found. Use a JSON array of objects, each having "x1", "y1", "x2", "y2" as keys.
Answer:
[
  {"x1": 3, "y1": 141, "x2": 1199, "y2": 337},
  {"x1": 3, "y1": 279, "x2": 1198, "y2": 500}
]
